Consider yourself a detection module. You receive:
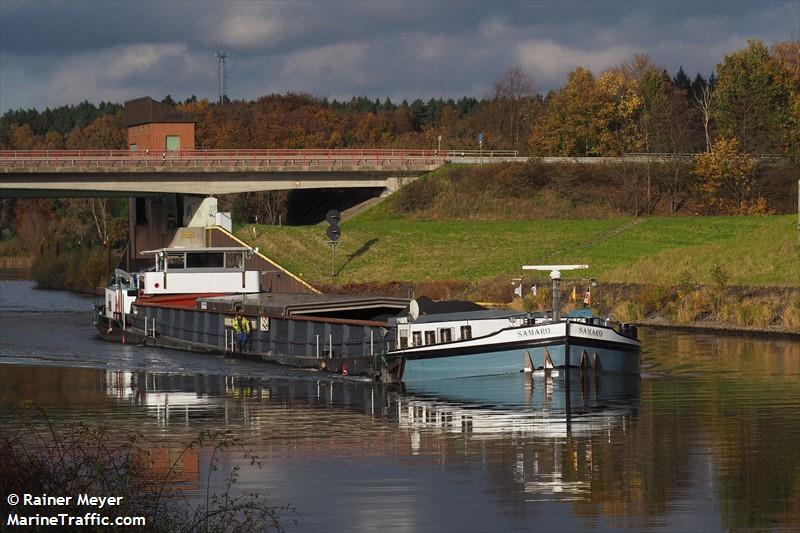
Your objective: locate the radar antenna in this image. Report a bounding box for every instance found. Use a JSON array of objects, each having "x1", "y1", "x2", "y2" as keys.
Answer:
[{"x1": 522, "y1": 264, "x2": 588, "y2": 321}]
